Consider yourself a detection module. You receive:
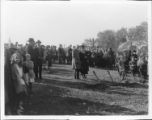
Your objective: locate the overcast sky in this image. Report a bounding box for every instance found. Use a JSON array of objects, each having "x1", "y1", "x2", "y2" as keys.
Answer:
[{"x1": 4, "y1": 1, "x2": 149, "y2": 46}]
